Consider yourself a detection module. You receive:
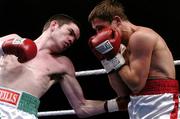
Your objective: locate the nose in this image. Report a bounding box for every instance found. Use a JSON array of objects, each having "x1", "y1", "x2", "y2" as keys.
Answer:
[
  {"x1": 65, "y1": 37, "x2": 74, "y2": 48},
  {"x1": 69, "y1": 36, "x2": 75, "y2": 44}
]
